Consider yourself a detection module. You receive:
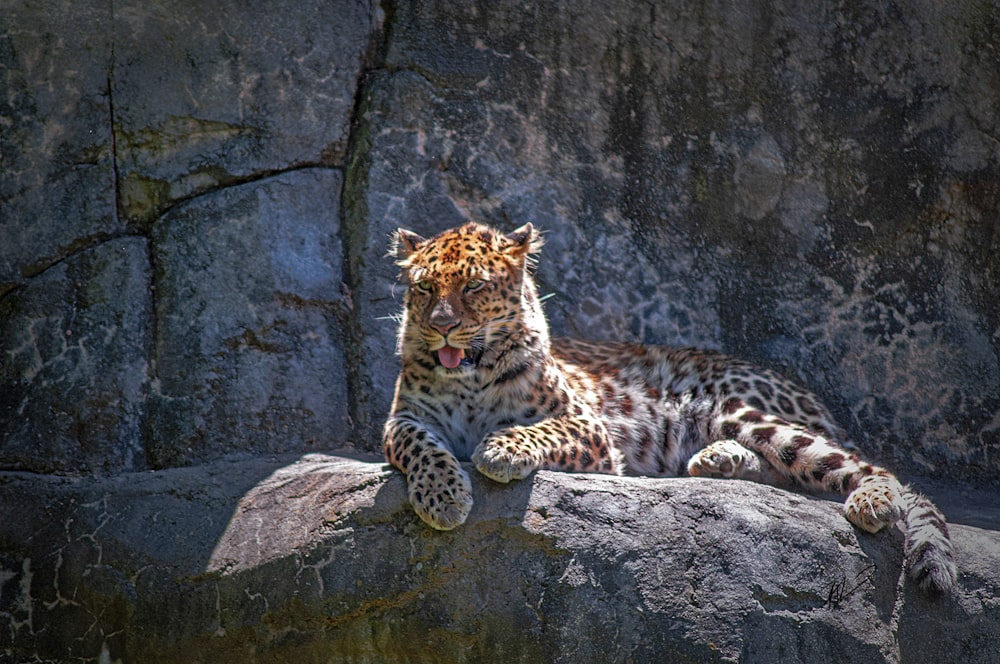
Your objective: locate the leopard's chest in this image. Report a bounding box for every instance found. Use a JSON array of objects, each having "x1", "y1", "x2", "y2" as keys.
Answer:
[
  {"x1": 436, "y1": 403, "x2": 503, "y2": 460},
  {"x1": 409, "y1": 367, "x2": 556, "y2": 460}
]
